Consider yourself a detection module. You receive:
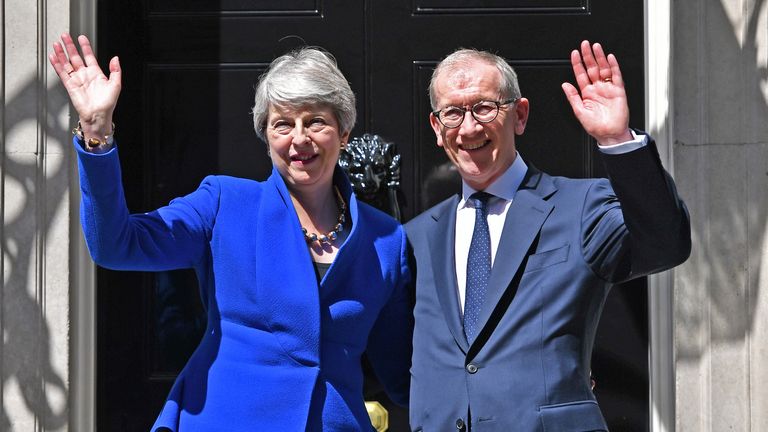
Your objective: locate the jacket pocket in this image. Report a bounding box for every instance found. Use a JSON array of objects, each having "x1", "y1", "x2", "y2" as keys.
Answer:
[
  {"x1": 525, "y1": 244, "x2": 569, "y2": 273},
  {"x1": 538, "y1": 399, "x2": 607, "y2": 432}
]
